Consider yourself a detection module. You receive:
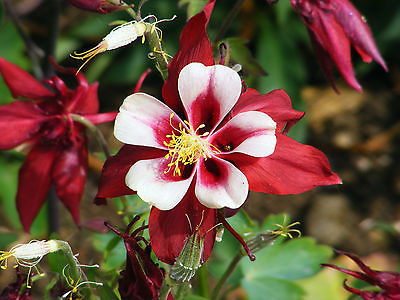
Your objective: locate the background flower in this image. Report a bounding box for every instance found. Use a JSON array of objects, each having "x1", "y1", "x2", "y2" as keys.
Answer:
[{"x1": 0, "y1": 57, "x2": 116, "y2": 231}]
